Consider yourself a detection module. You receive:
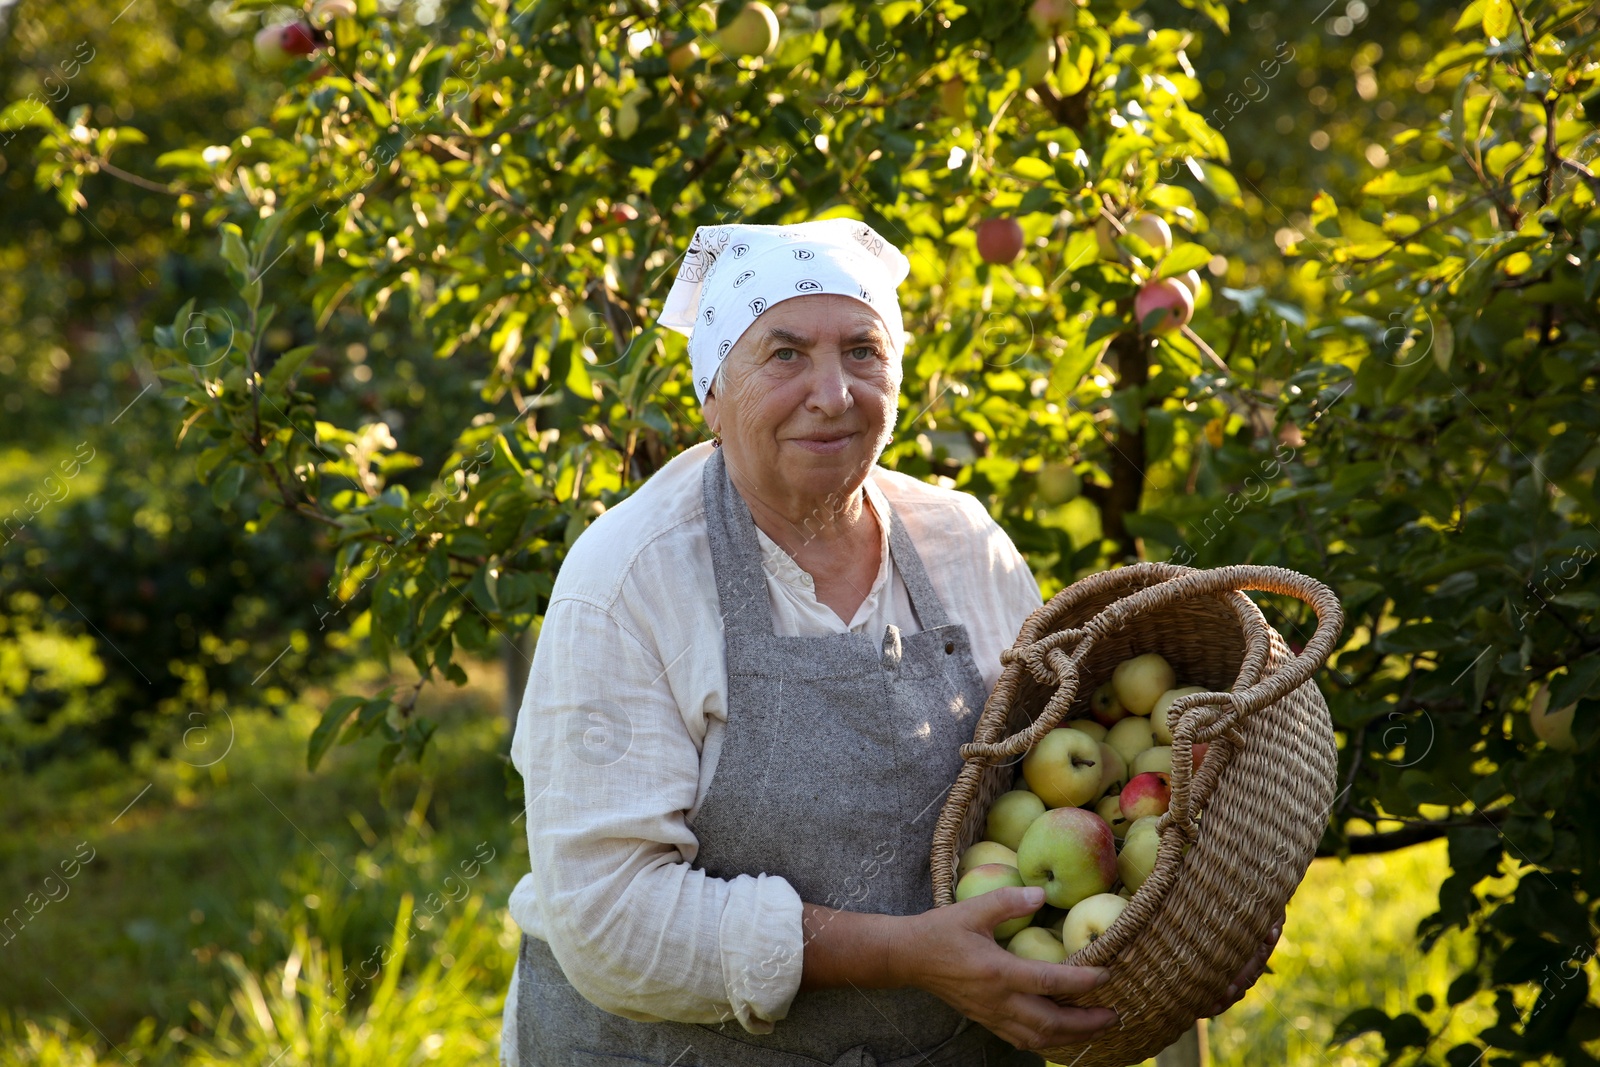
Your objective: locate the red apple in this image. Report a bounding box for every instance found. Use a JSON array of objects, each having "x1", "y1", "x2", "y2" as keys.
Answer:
[
  {"x1": 1119, "y1": 771, "x2": 1172, "y2": 822},
  {"x1": 1090, "y1": 681, "x2": 1129, "y2": 727},
  {"x1": 1028, "y1": 0, "x2": 1078, "y2": 35},
  {"x1": 1126, "y1": 212, "x2": 1172, "y2": 253},
  {"x1": 1134, "y1": 278, "x2": 1194, "y2": 335},
  {"x1": 975, "y1": 218, "x2": 1025, "y2": 265},
  {"x1": 310, "y1": 0, "x2": 356, "y2": 25}
]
